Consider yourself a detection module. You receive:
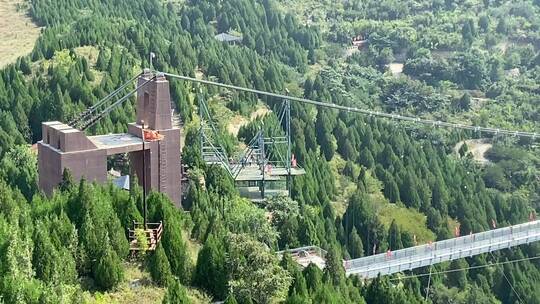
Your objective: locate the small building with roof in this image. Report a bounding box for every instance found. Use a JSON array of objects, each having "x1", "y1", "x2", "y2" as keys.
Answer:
[{"x1": 214, "y1": 32, "x2": 243, "y2": 45}]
